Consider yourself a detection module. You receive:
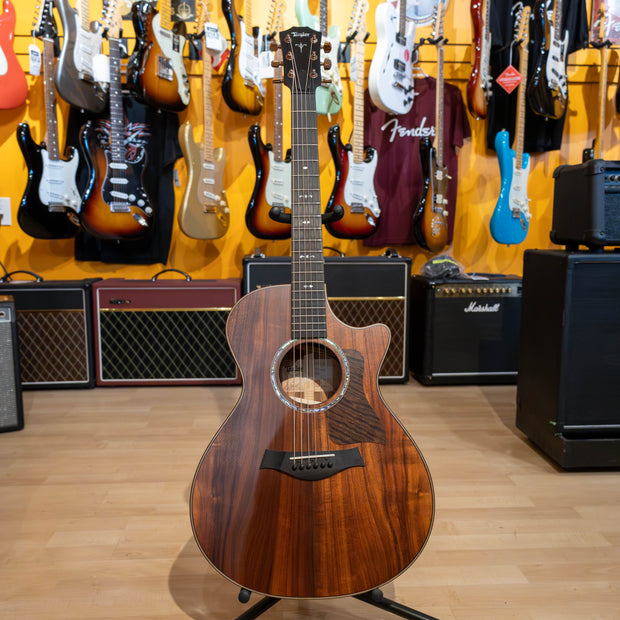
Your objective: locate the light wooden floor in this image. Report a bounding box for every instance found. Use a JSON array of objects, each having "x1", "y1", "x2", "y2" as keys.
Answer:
[{"x1": 1, "y1": 381, "x2": 619, "y2": 620}]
